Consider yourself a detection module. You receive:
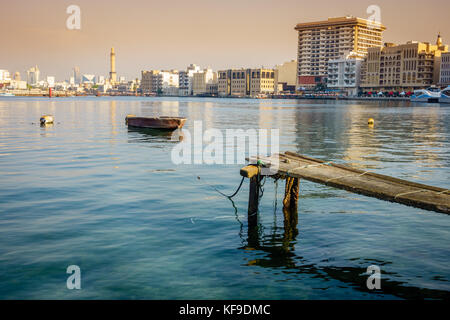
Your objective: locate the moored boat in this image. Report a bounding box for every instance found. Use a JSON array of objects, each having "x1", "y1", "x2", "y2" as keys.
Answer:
[
  {"x1": 125, "y1": 115, "x2": 186, "y2": 130},
  {"x1": 439, "y1": 86, "x2": 450, "y2": 104},
  {"x1": 410, "y1": 86, "x2": 441, "y2": 103}
]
